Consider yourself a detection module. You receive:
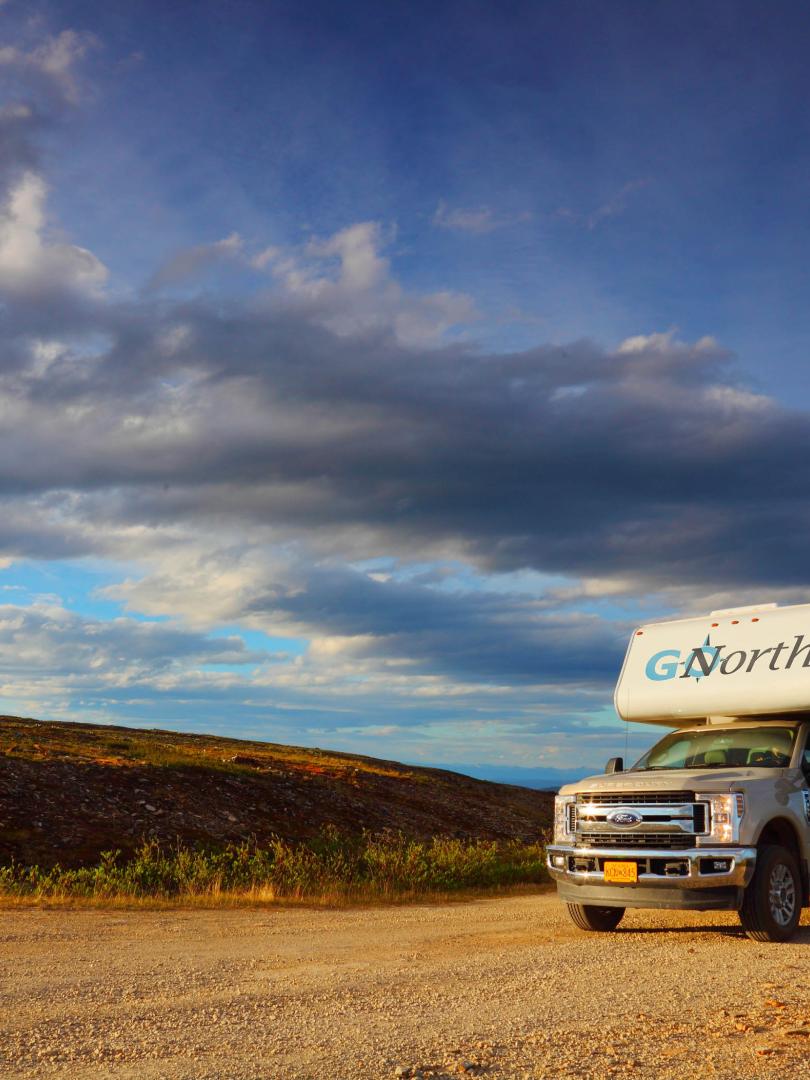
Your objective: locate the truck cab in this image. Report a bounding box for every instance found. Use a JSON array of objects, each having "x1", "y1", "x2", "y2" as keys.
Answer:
[{"x1": 547, "y1": 603, "x2": 810, "y2": 941}]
